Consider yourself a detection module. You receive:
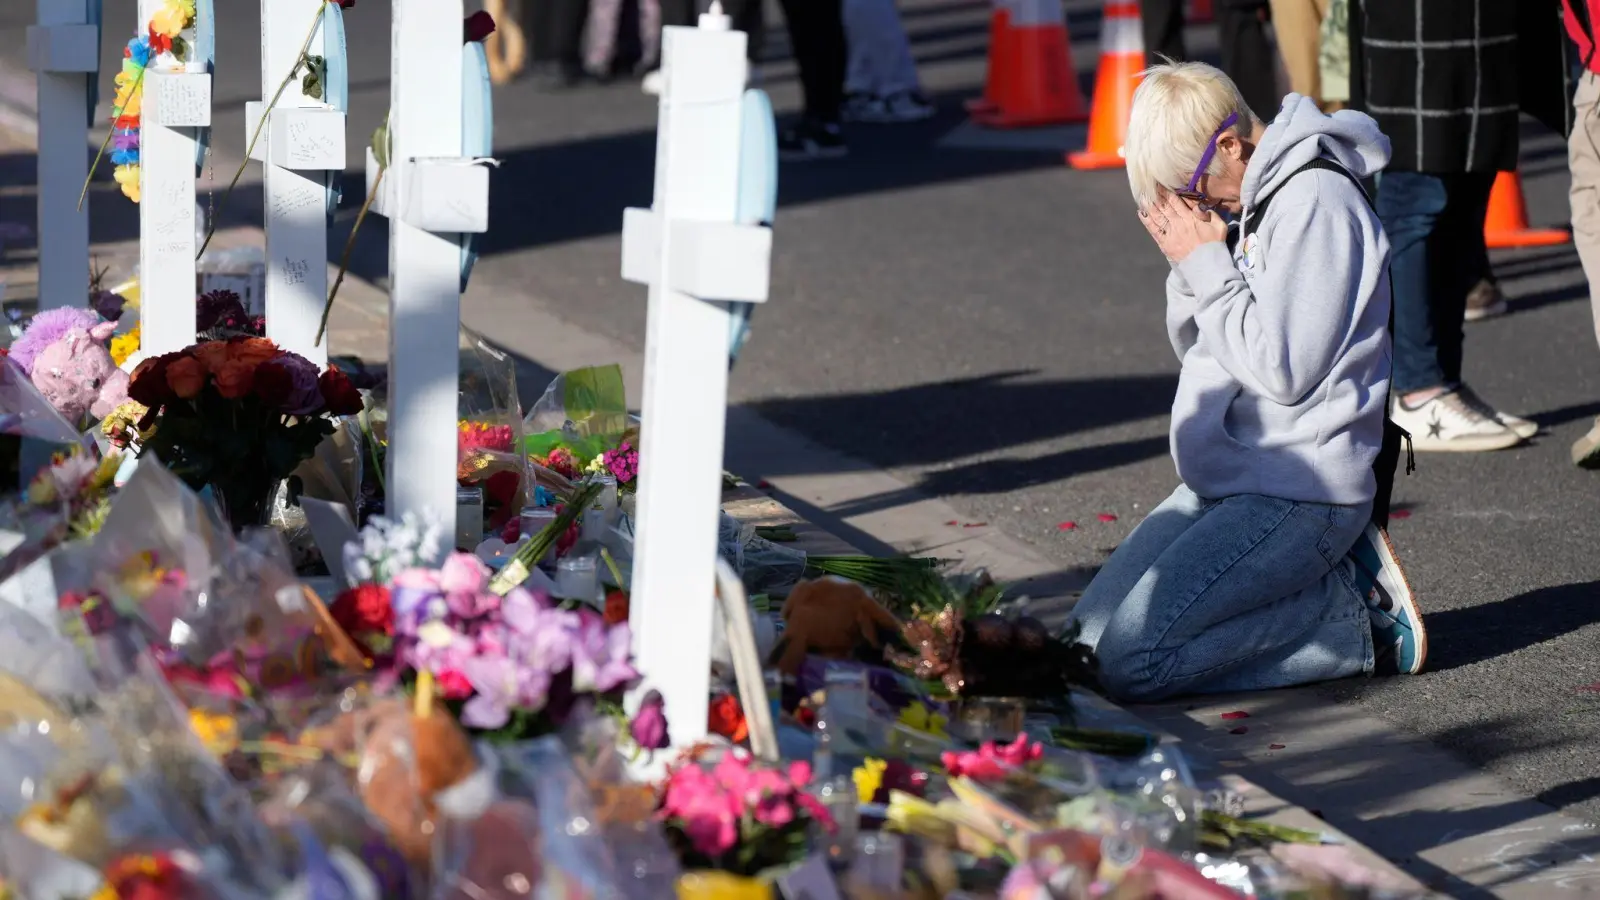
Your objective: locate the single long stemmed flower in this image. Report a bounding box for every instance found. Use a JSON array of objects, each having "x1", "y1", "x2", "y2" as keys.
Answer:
[{"x1": 197, "y1": 0, "x2": 353, "y2": 259}]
